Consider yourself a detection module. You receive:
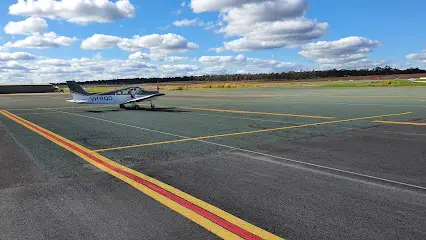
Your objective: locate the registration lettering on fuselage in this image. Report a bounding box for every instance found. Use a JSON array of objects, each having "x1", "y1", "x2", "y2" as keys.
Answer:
[{"x1": 90, "y1": 96, "x2": 113, "y2": 101}]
